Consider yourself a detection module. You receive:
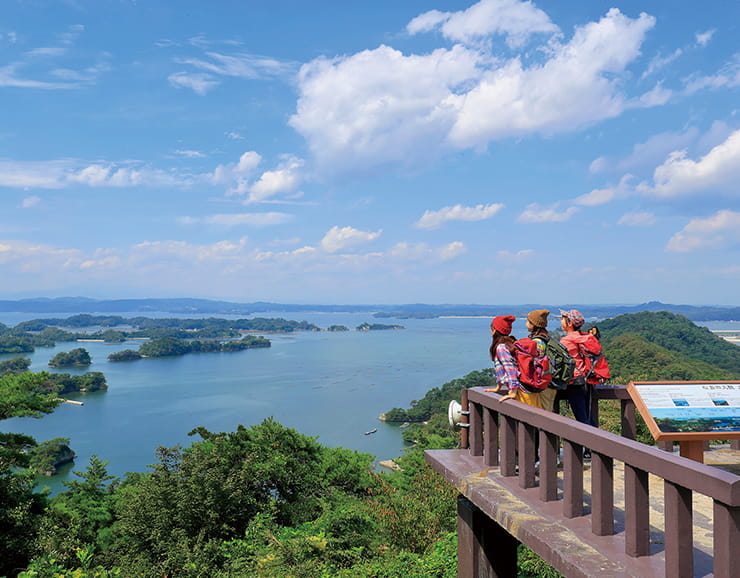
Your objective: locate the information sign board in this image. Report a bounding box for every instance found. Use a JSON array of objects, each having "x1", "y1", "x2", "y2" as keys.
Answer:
[{"x1": 627, "y1": 381, "x2": 740, "y2": 441}]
